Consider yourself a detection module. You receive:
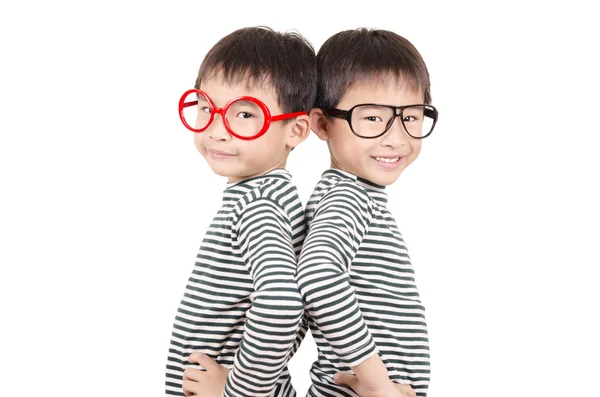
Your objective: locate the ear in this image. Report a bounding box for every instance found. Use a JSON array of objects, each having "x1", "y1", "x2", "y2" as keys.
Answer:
[
  {"x1": 285, "y1": 114, "x2": 311, "y2": 149},
  {"x1": 309, "y1": 108, "x2": 330, "y2": 141}
]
